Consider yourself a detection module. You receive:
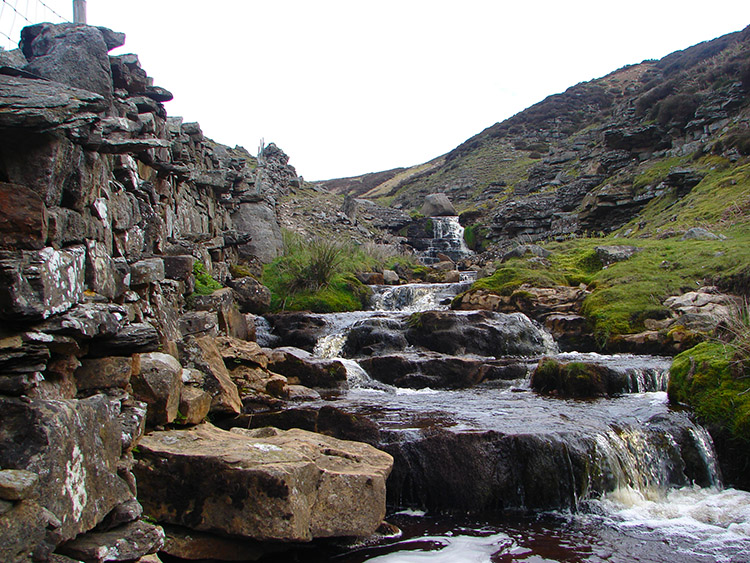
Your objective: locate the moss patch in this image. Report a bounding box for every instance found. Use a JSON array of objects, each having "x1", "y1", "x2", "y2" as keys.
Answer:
[
  {"x1": 193, "y1": 262, "x2": 223, "y2": 295},
  {"x1": 467, "y1": 220, "x2": 750, "y2": 348},
  {"x1": 669, "y1": 341, "x2": 750, "y2": 444},
  {"x1": 531, "y1": 358, "x2": 607, "y2": 397},
  {"x1": 472, "y1": 261, "x2": 568, "y2": 296}
]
